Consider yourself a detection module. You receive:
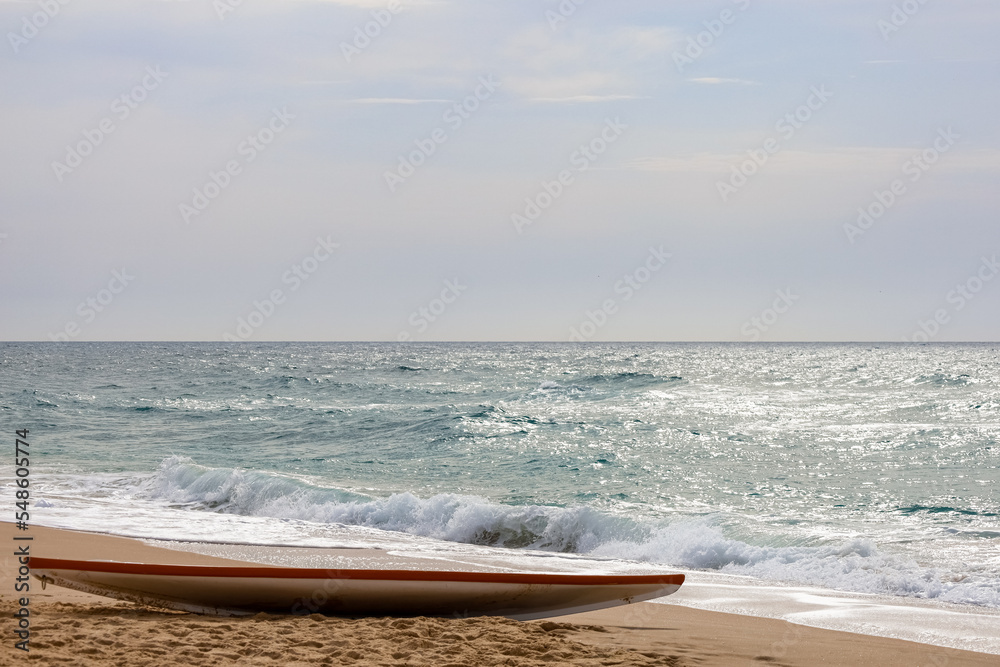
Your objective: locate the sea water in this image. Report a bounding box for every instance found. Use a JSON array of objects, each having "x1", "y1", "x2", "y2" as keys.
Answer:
[{"x1": 2, "y1": 342, "x2": 998, "y2": 646}]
